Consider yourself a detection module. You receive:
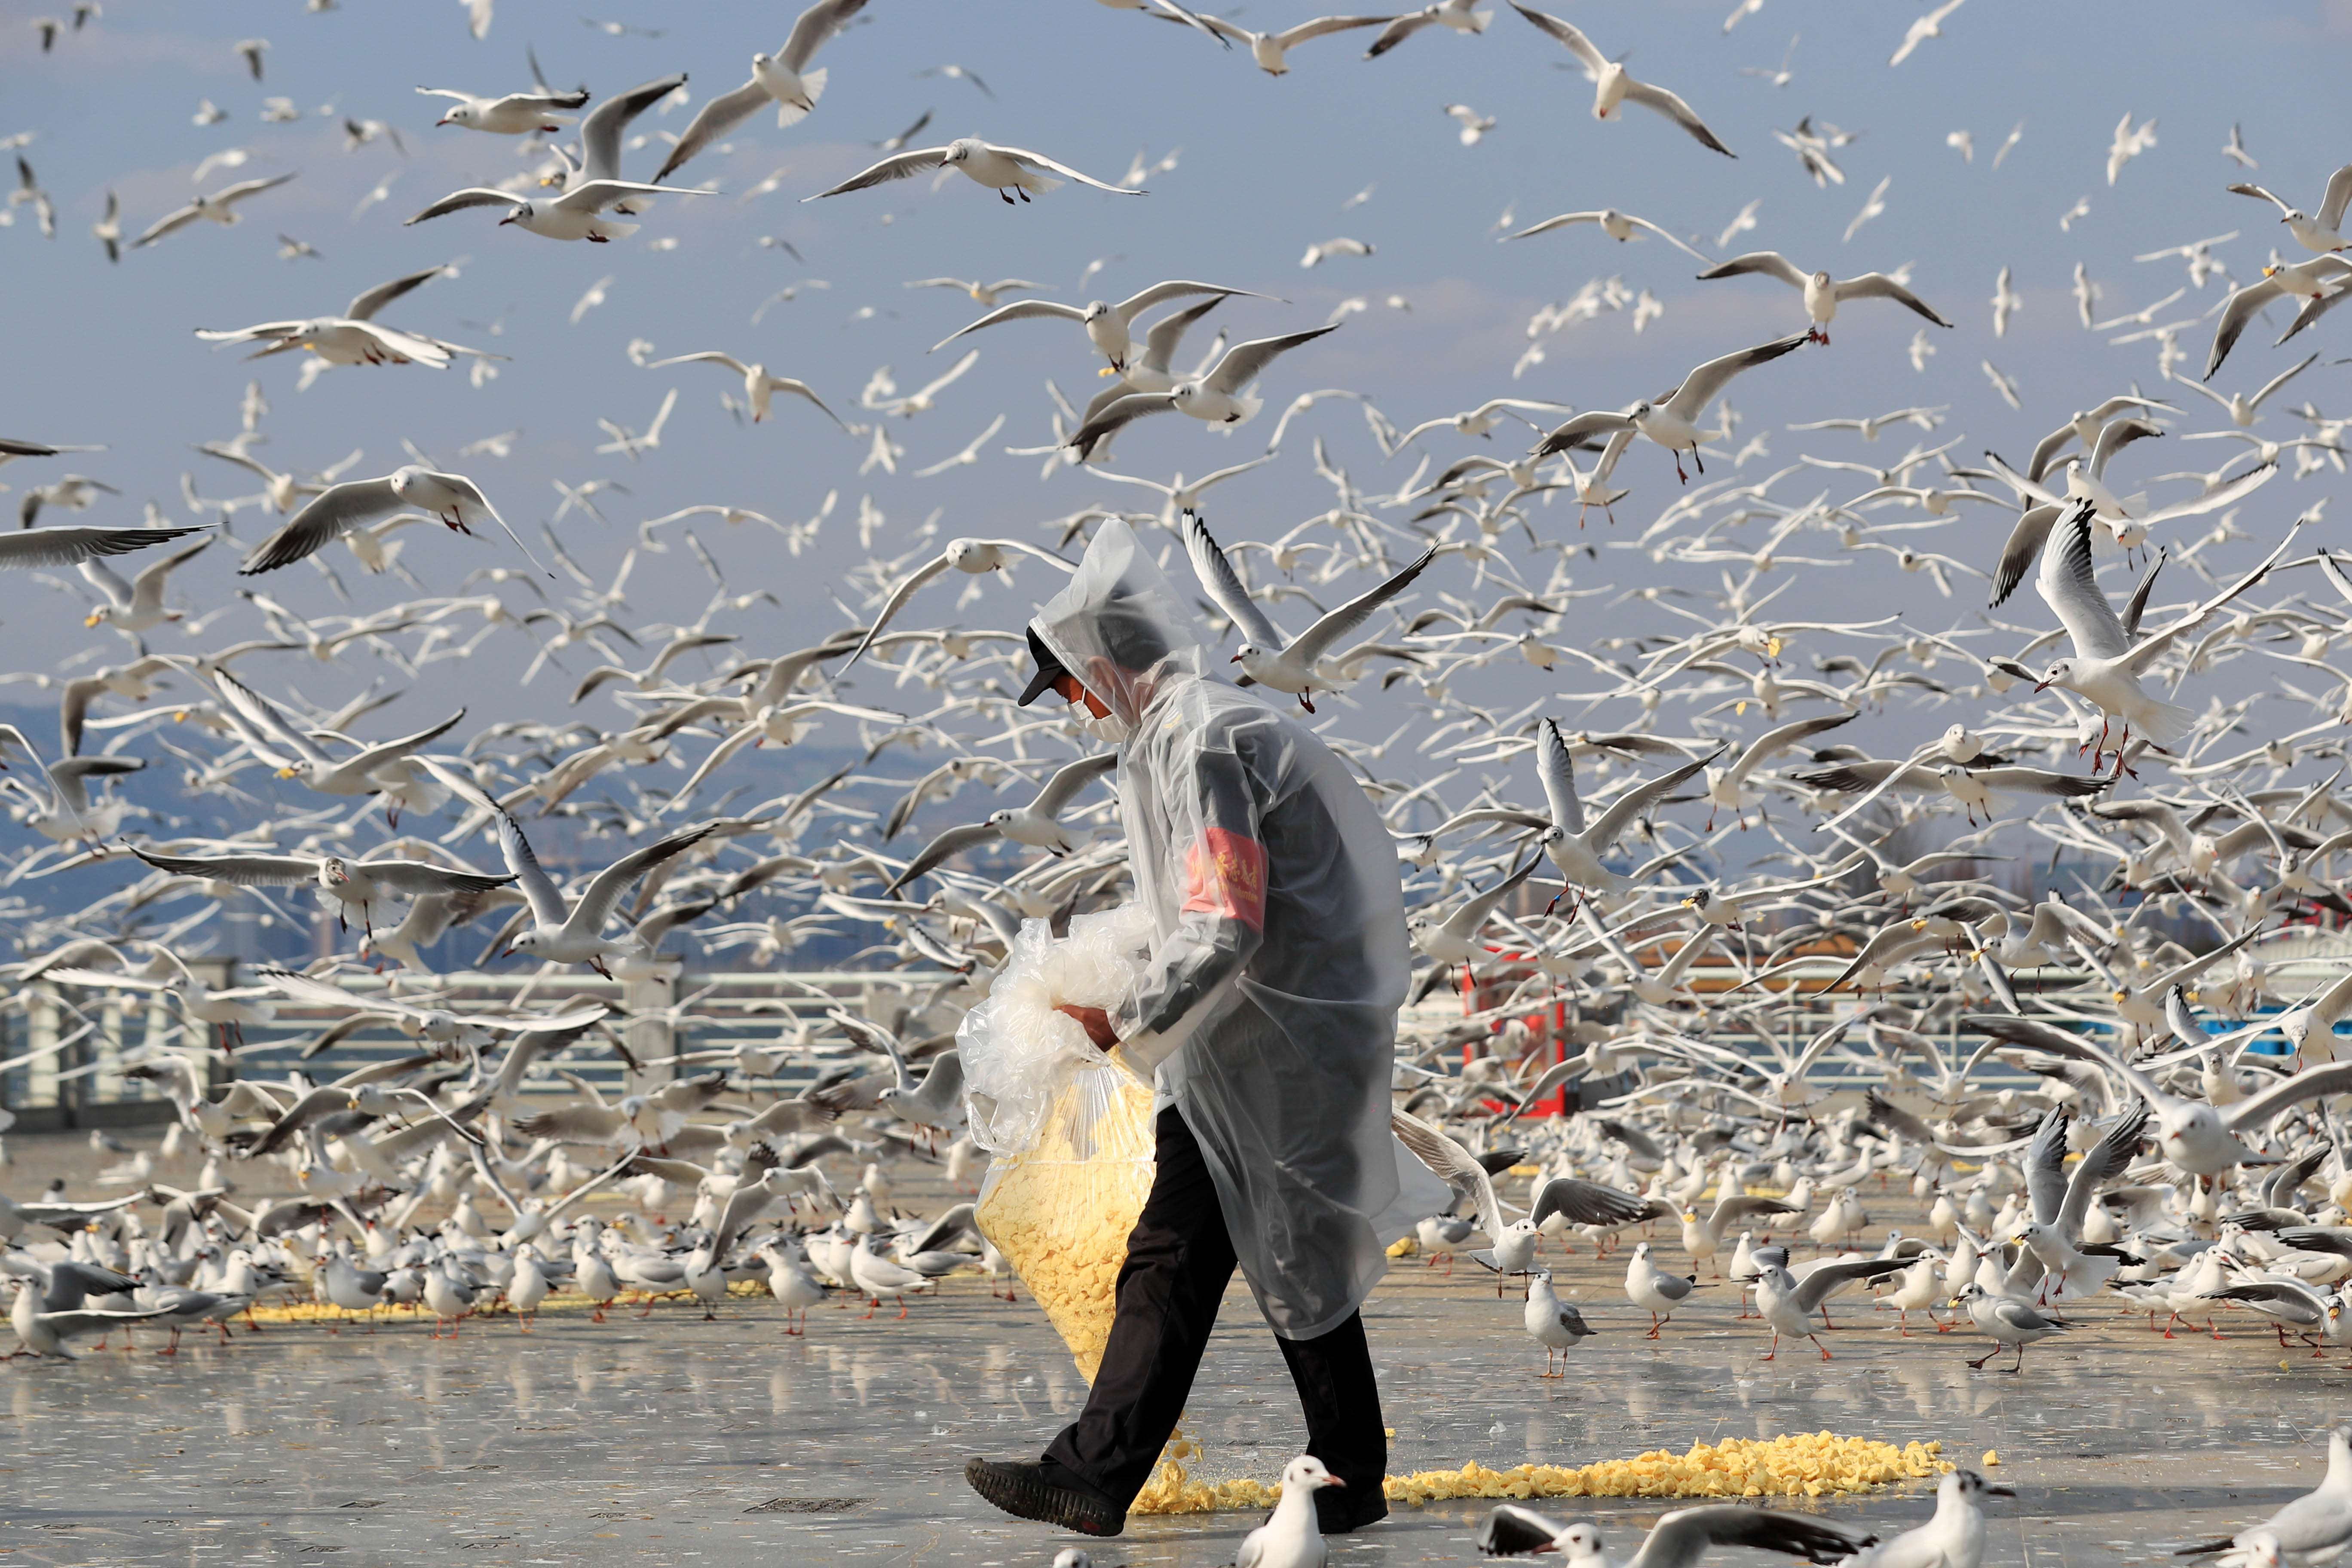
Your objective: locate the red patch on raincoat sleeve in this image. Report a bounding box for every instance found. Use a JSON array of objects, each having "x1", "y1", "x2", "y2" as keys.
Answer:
[{"x1": 1182, "y1": 826, "x2": 1267, "y2": 931}]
